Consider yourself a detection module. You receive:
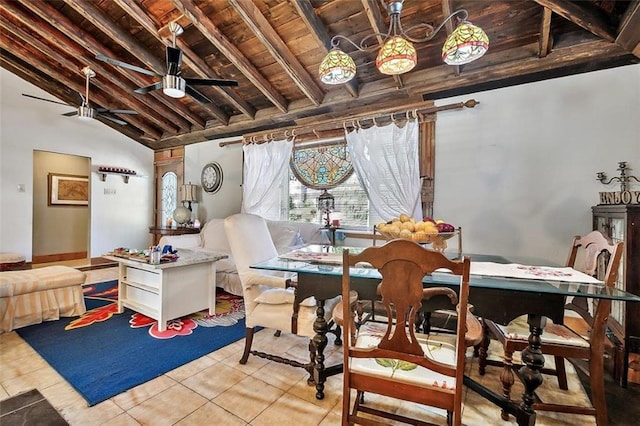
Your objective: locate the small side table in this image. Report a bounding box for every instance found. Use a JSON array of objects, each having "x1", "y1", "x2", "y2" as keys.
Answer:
[
  {"x1": 149, "y1": 226, "x2": 200, "y2": 245},
  {"x1": 321, "y1": 226, "x2": 342, "y2": 246}
]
